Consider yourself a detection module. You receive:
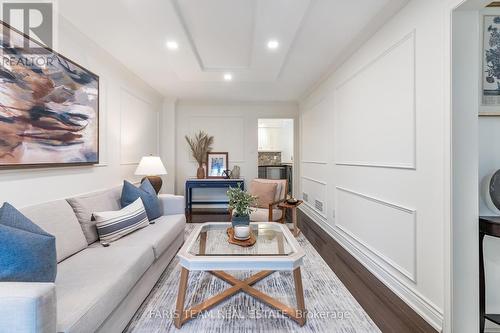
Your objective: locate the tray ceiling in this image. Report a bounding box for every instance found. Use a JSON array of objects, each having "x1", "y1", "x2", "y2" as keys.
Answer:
[{"x1": 58, "y1": 0, "x2": 408, "y2": 101}]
